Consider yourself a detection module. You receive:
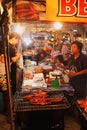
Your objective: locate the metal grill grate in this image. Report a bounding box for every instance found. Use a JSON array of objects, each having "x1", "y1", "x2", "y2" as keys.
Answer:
[{"x1": 13, "y1": 90, "x2": 70, "y2": 112}]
